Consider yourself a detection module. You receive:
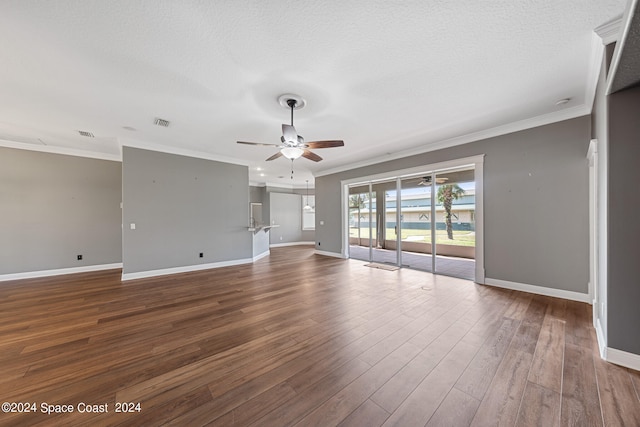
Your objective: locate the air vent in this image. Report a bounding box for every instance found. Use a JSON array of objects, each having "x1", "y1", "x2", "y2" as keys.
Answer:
[
  {"x1": 78, "y1": 130, "x2": 94, "y2": 138},
  {"x1": 154, "y1": 117, "x2": 170, "y2": 127}
]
